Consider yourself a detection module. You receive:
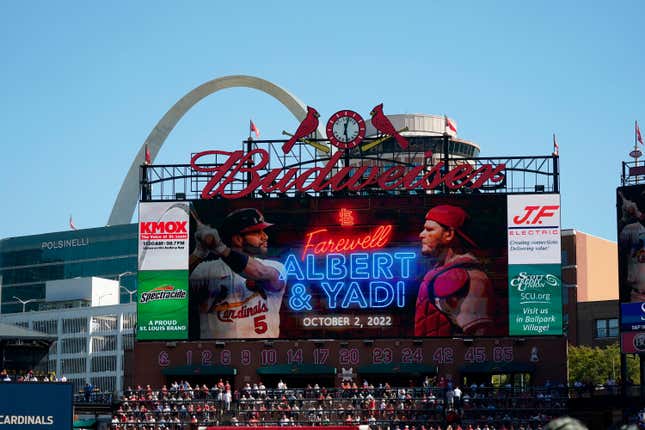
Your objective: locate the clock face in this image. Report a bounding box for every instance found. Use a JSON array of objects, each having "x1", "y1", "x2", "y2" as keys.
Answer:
[{"x1": 326, "y1": 110, "x2": 366, "y2": 149}]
